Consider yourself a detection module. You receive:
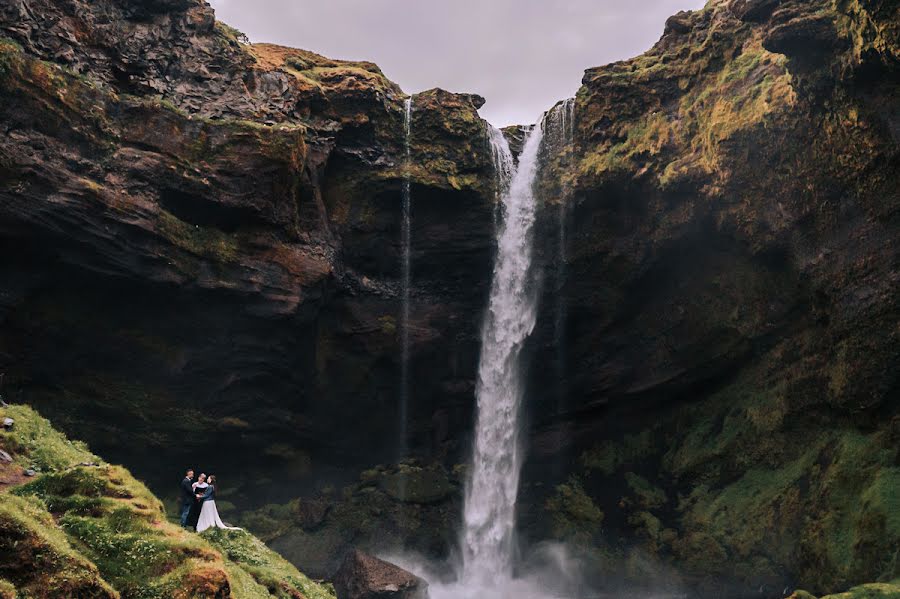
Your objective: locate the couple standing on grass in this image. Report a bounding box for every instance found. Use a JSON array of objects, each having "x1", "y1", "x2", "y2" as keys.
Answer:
[{"x1": 180, "y1": 468, "x2": 240, "y2": 533}]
